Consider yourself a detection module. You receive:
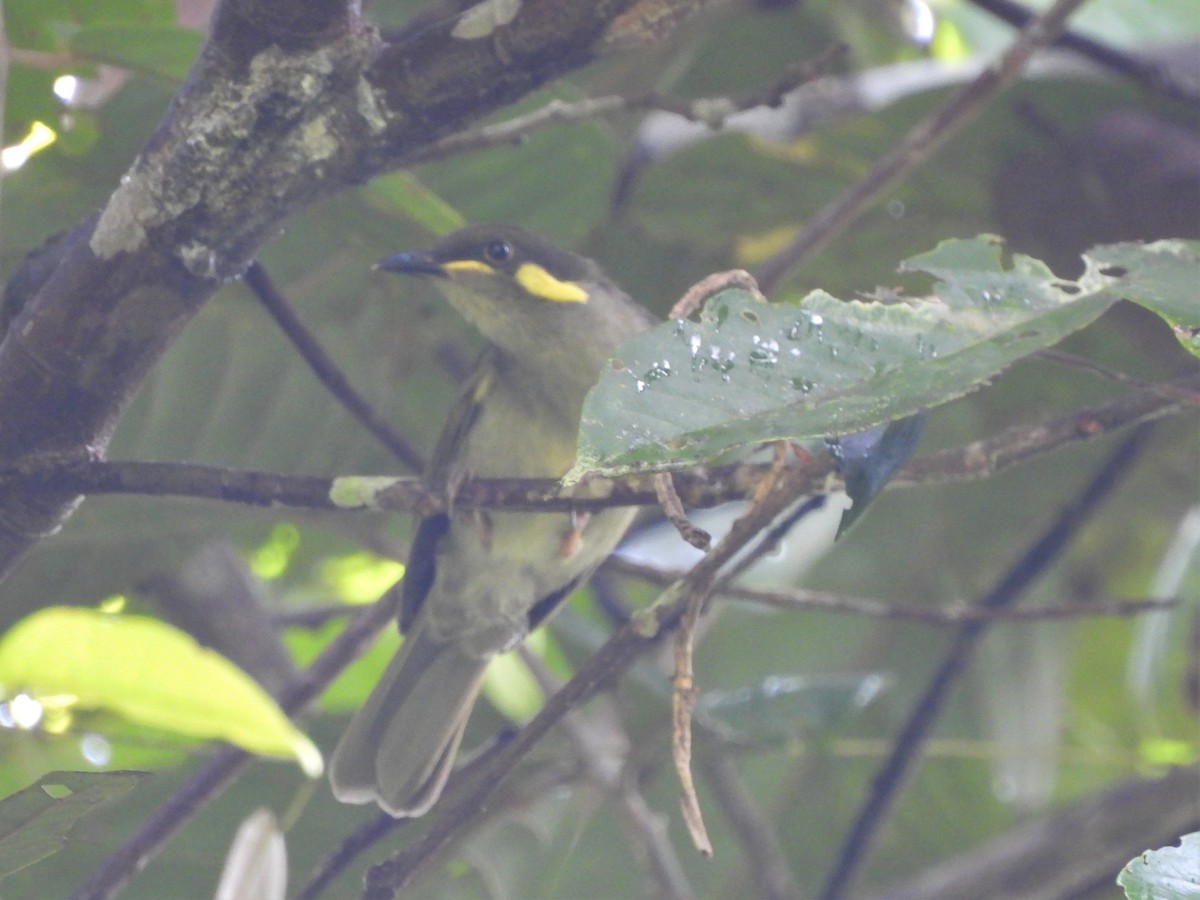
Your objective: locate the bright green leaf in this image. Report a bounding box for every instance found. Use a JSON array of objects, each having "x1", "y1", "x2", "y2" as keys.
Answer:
[
  {"x1": 0, "y1": 770, "x2": 145, "y2": 878},
  {"x1": 572, "y1": 236, "x2": 1119, "y2": 477},
  {"x1": 0, "y1": 608, "x2": 322, "y2": 777},
  {"x1": 1119, "y1": 832, "x2": 1200, "y2": 900}
]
